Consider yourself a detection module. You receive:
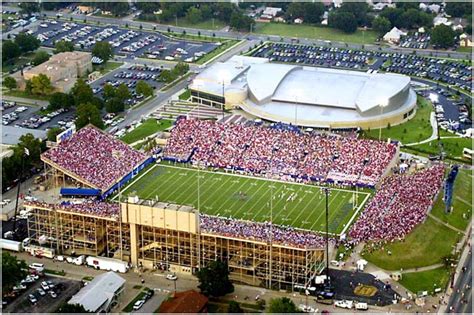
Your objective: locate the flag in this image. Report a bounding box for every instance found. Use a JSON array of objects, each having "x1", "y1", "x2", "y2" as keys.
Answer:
[{"x1": 24, "y1": 148, "x2": 30, "y2": 156}]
